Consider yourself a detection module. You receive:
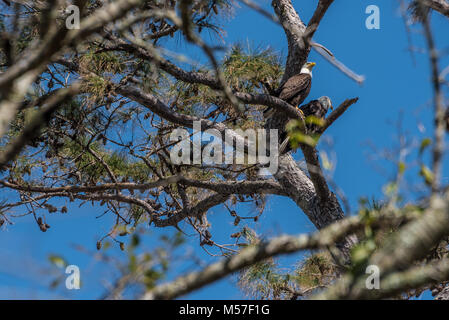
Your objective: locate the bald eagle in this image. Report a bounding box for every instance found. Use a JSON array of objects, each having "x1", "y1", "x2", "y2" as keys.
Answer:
[
  {"x1": 300, "y1": 96, "x2": 333, "y2": 131},
  {"x1": 280, "y1": 96, "x2": 333, "y2": 153},
  {"x1": 279, "y1": 62, "x2": 315, "y2": 106},
  {"x1": 264, "y1": 62, "x2": 316, "y2": 118}
]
